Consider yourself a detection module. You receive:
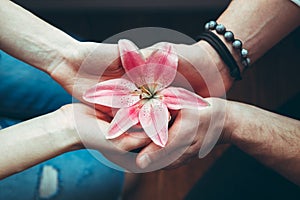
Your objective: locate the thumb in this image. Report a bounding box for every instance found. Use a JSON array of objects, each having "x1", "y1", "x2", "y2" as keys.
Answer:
[
  {"x1": 136, "y1": 113, "x2": 183, "y2": 169},
  {"x1": 136, "y1": 141, "x2": 187, "y2": 170},
  {"x1": 136, "y1": 142, "x2": 162, "y2": 169},
  {"x1": 136, "y1": 109, "x2": 198, "y2": 170}
]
